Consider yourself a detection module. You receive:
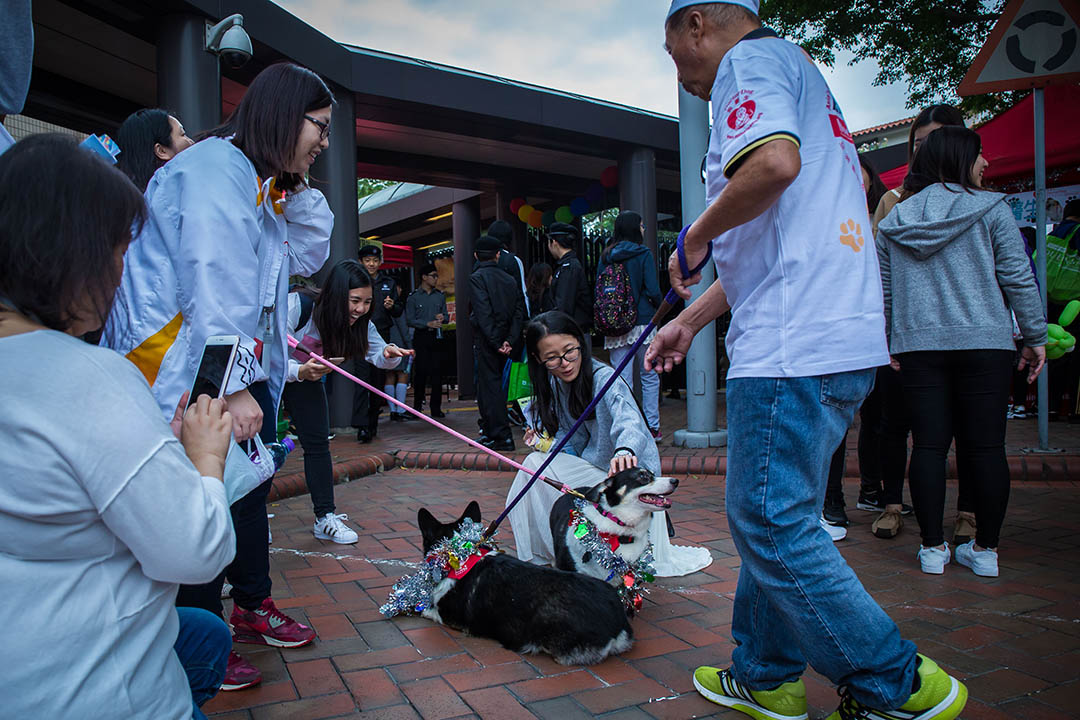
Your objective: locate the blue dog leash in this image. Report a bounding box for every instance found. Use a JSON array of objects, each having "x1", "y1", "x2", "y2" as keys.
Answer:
[{"x1": 485, "y1": 226, "x2": 713, "y2": 539}]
